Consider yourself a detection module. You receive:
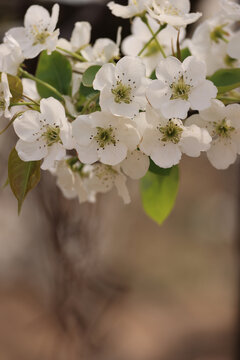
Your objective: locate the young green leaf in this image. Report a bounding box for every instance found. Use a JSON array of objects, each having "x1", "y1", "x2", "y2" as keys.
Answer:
[
  {"x1": 208, "y1": 68, "x2": 240, "y2": 94},
  {"x1": 8, "y1": 148, "x2": 41, "y2": 214},
  {"x1": 82, "y1": 65, "x2": 101, "y2": 87},
  {"x1": 140, "y1": 166, "x2": 179, "y2": 225},
  {"x1": 36, "y1": 50, "x2": 72, "y2": 100},
  {"x1": 0, "y1": 72, "x2": 23, "y2": 103}
]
